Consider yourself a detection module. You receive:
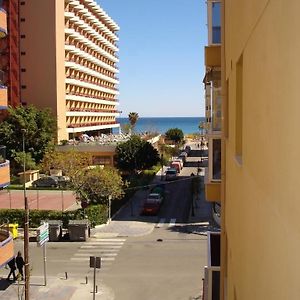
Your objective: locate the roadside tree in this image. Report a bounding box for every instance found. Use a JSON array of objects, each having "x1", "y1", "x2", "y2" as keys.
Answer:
[
  {"x1": 165, "y1": 128, "x2": 184, "y2": 145},
  {"x1": 115, "y1": 135, "x2": 160, "y2": 173},
  {"x1": 71, "y1": 166, "x2": 125, "y2": 205},
  {"x1": 0, "y1": 105, "x2": 56, "y2": 170}
]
